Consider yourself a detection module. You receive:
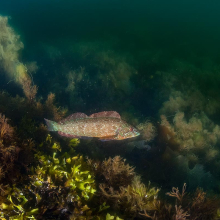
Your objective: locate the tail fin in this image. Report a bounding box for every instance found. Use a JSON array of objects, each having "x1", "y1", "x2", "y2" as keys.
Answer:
[{"x1": 44, "y1": 118, "x2": 59, "y2": 131}]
